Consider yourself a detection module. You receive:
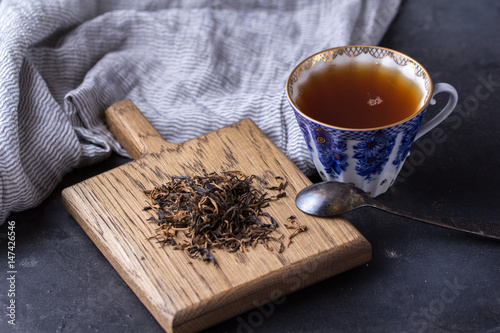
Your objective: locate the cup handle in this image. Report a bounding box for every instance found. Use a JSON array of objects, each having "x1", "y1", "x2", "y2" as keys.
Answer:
[{"x1": 415, "y1": 83, "x2": 458, "y2": 140}]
